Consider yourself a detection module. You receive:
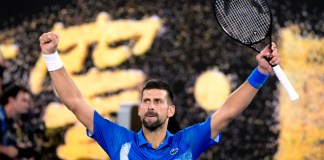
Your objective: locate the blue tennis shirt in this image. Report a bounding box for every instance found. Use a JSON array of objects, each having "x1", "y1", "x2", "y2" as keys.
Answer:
[{"x1": 87, "y1": 111, "x2": 221, "y2": 160}]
